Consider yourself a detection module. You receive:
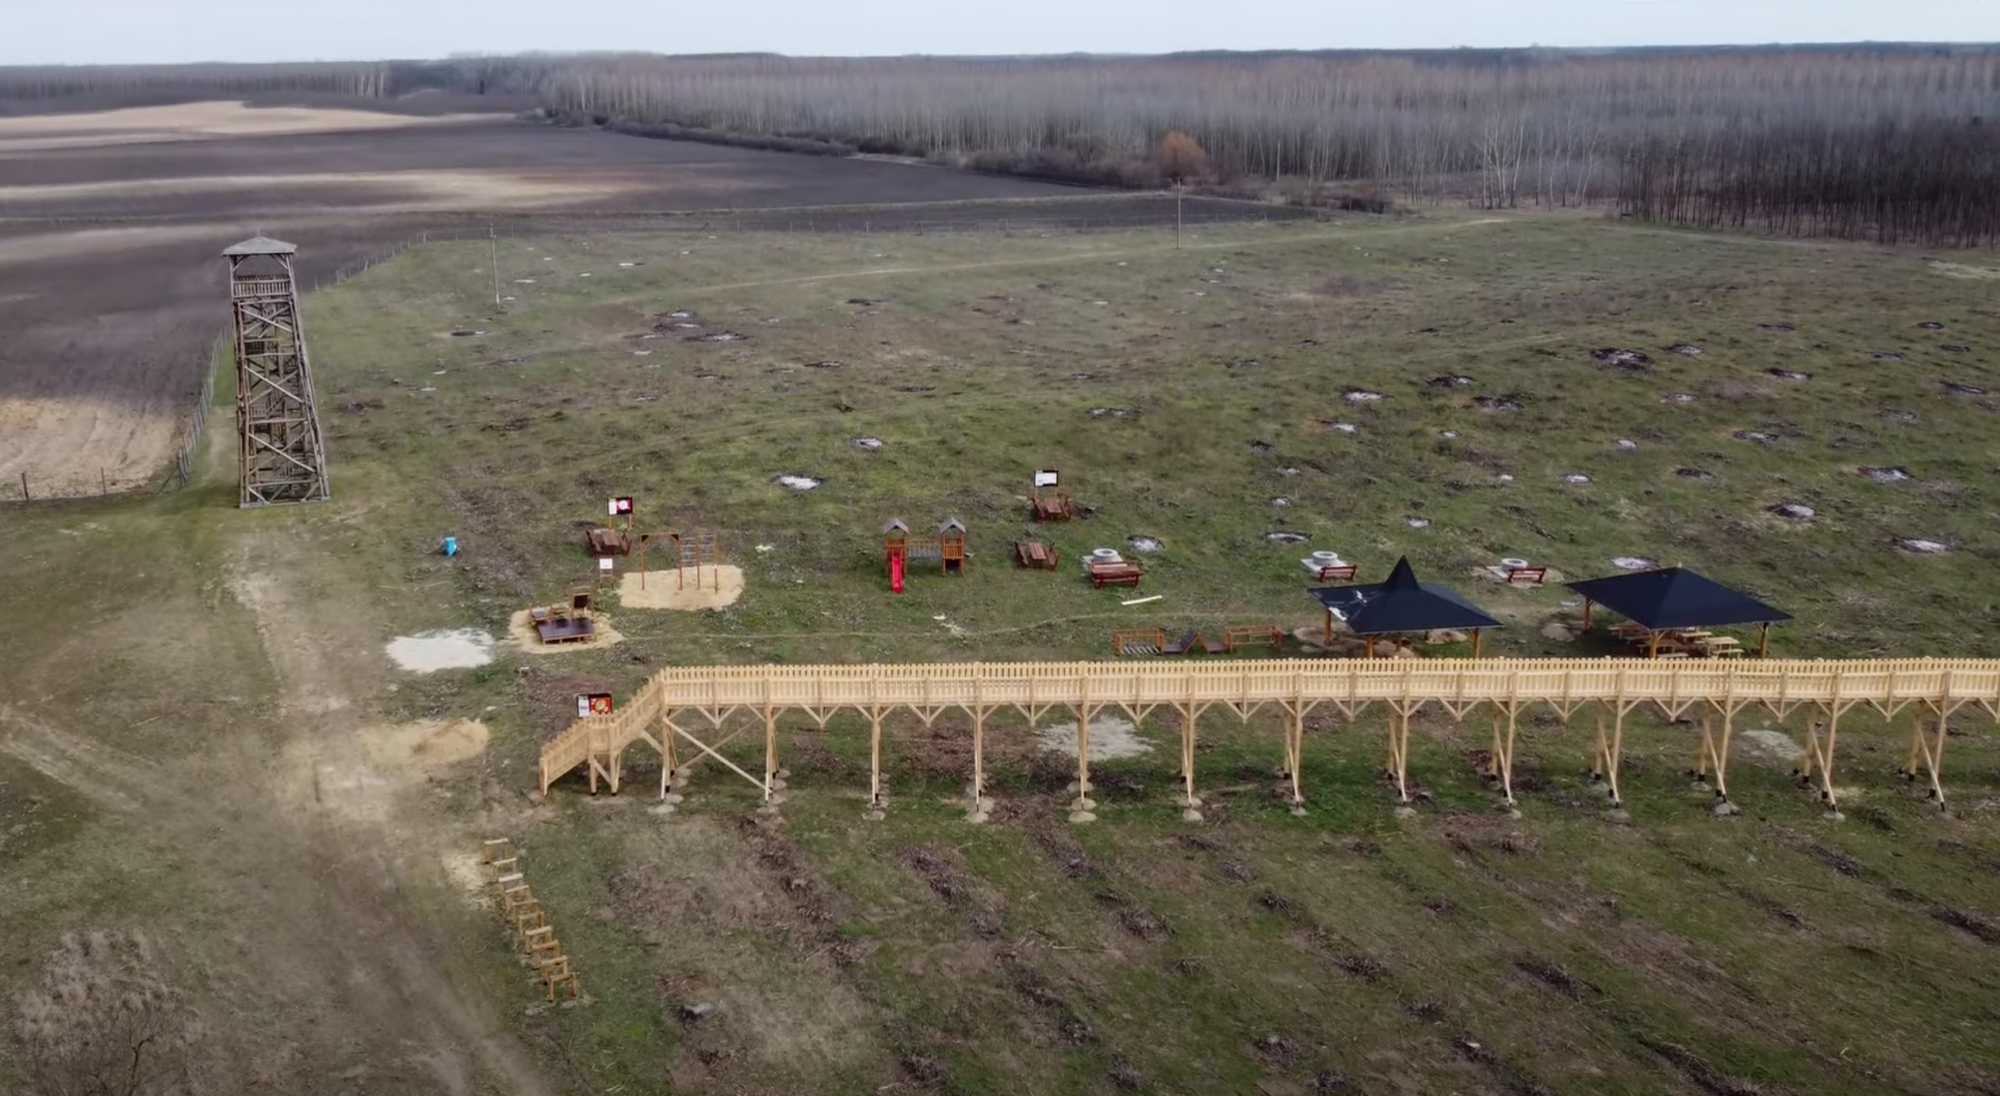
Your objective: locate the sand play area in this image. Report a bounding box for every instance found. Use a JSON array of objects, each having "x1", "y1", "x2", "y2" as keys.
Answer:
[{"x1": 616, "y1": 565, "x2": 745, "y2": 611}]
